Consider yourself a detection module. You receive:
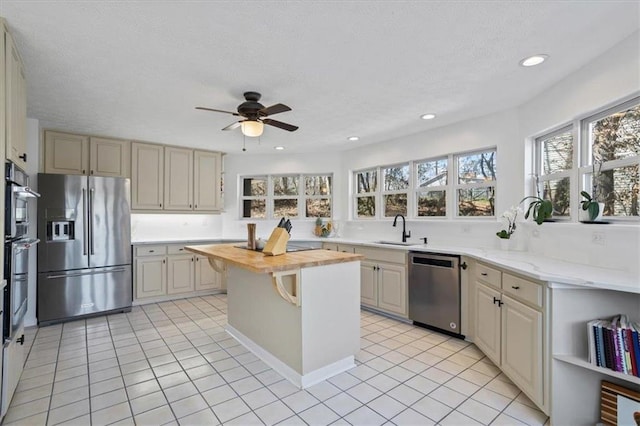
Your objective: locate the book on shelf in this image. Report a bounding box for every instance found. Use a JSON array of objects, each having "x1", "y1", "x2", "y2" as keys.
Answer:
[{"x1": 587, "y1": 314, "x2": 640, "y2": 378}]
